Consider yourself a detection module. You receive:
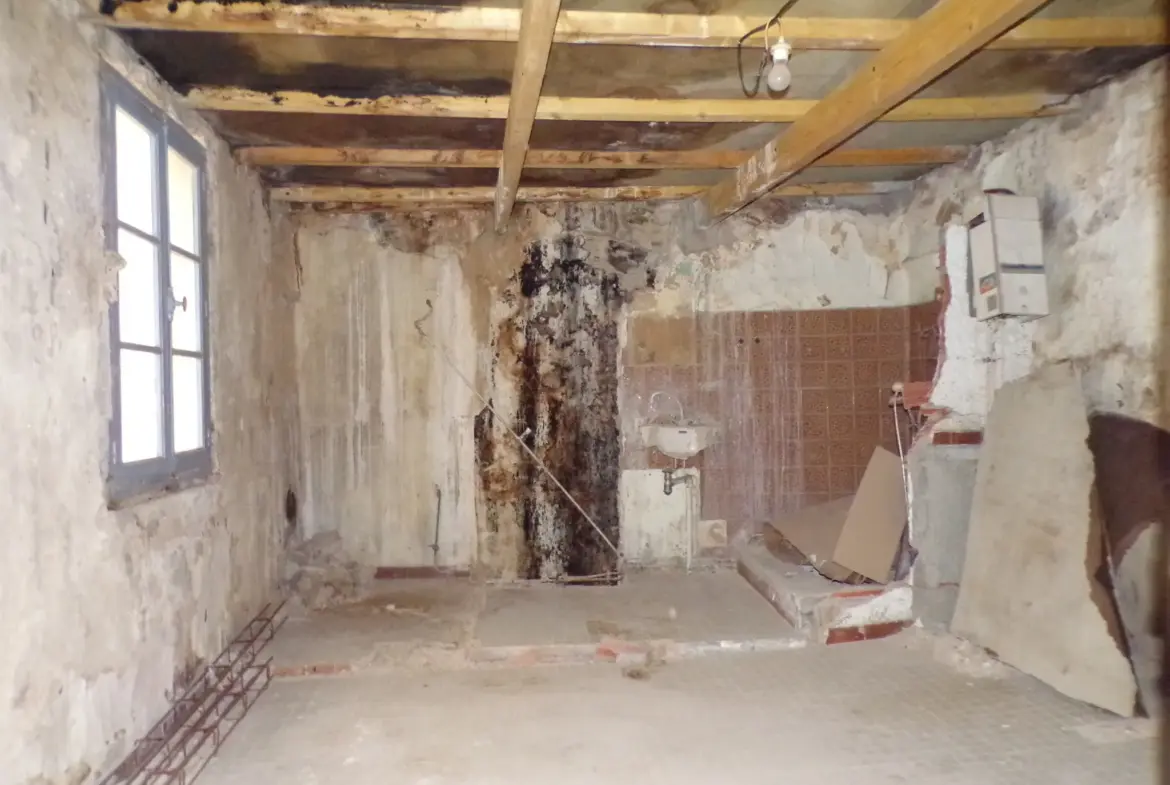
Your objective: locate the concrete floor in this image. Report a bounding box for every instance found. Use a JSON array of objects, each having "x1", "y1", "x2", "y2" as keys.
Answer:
[
  {"x1": 204, "y1": 631, "x2": 1155, "y2": 785},
  {"x1": 269, "y1": 570, "x2": 803, "y2": 675}
]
